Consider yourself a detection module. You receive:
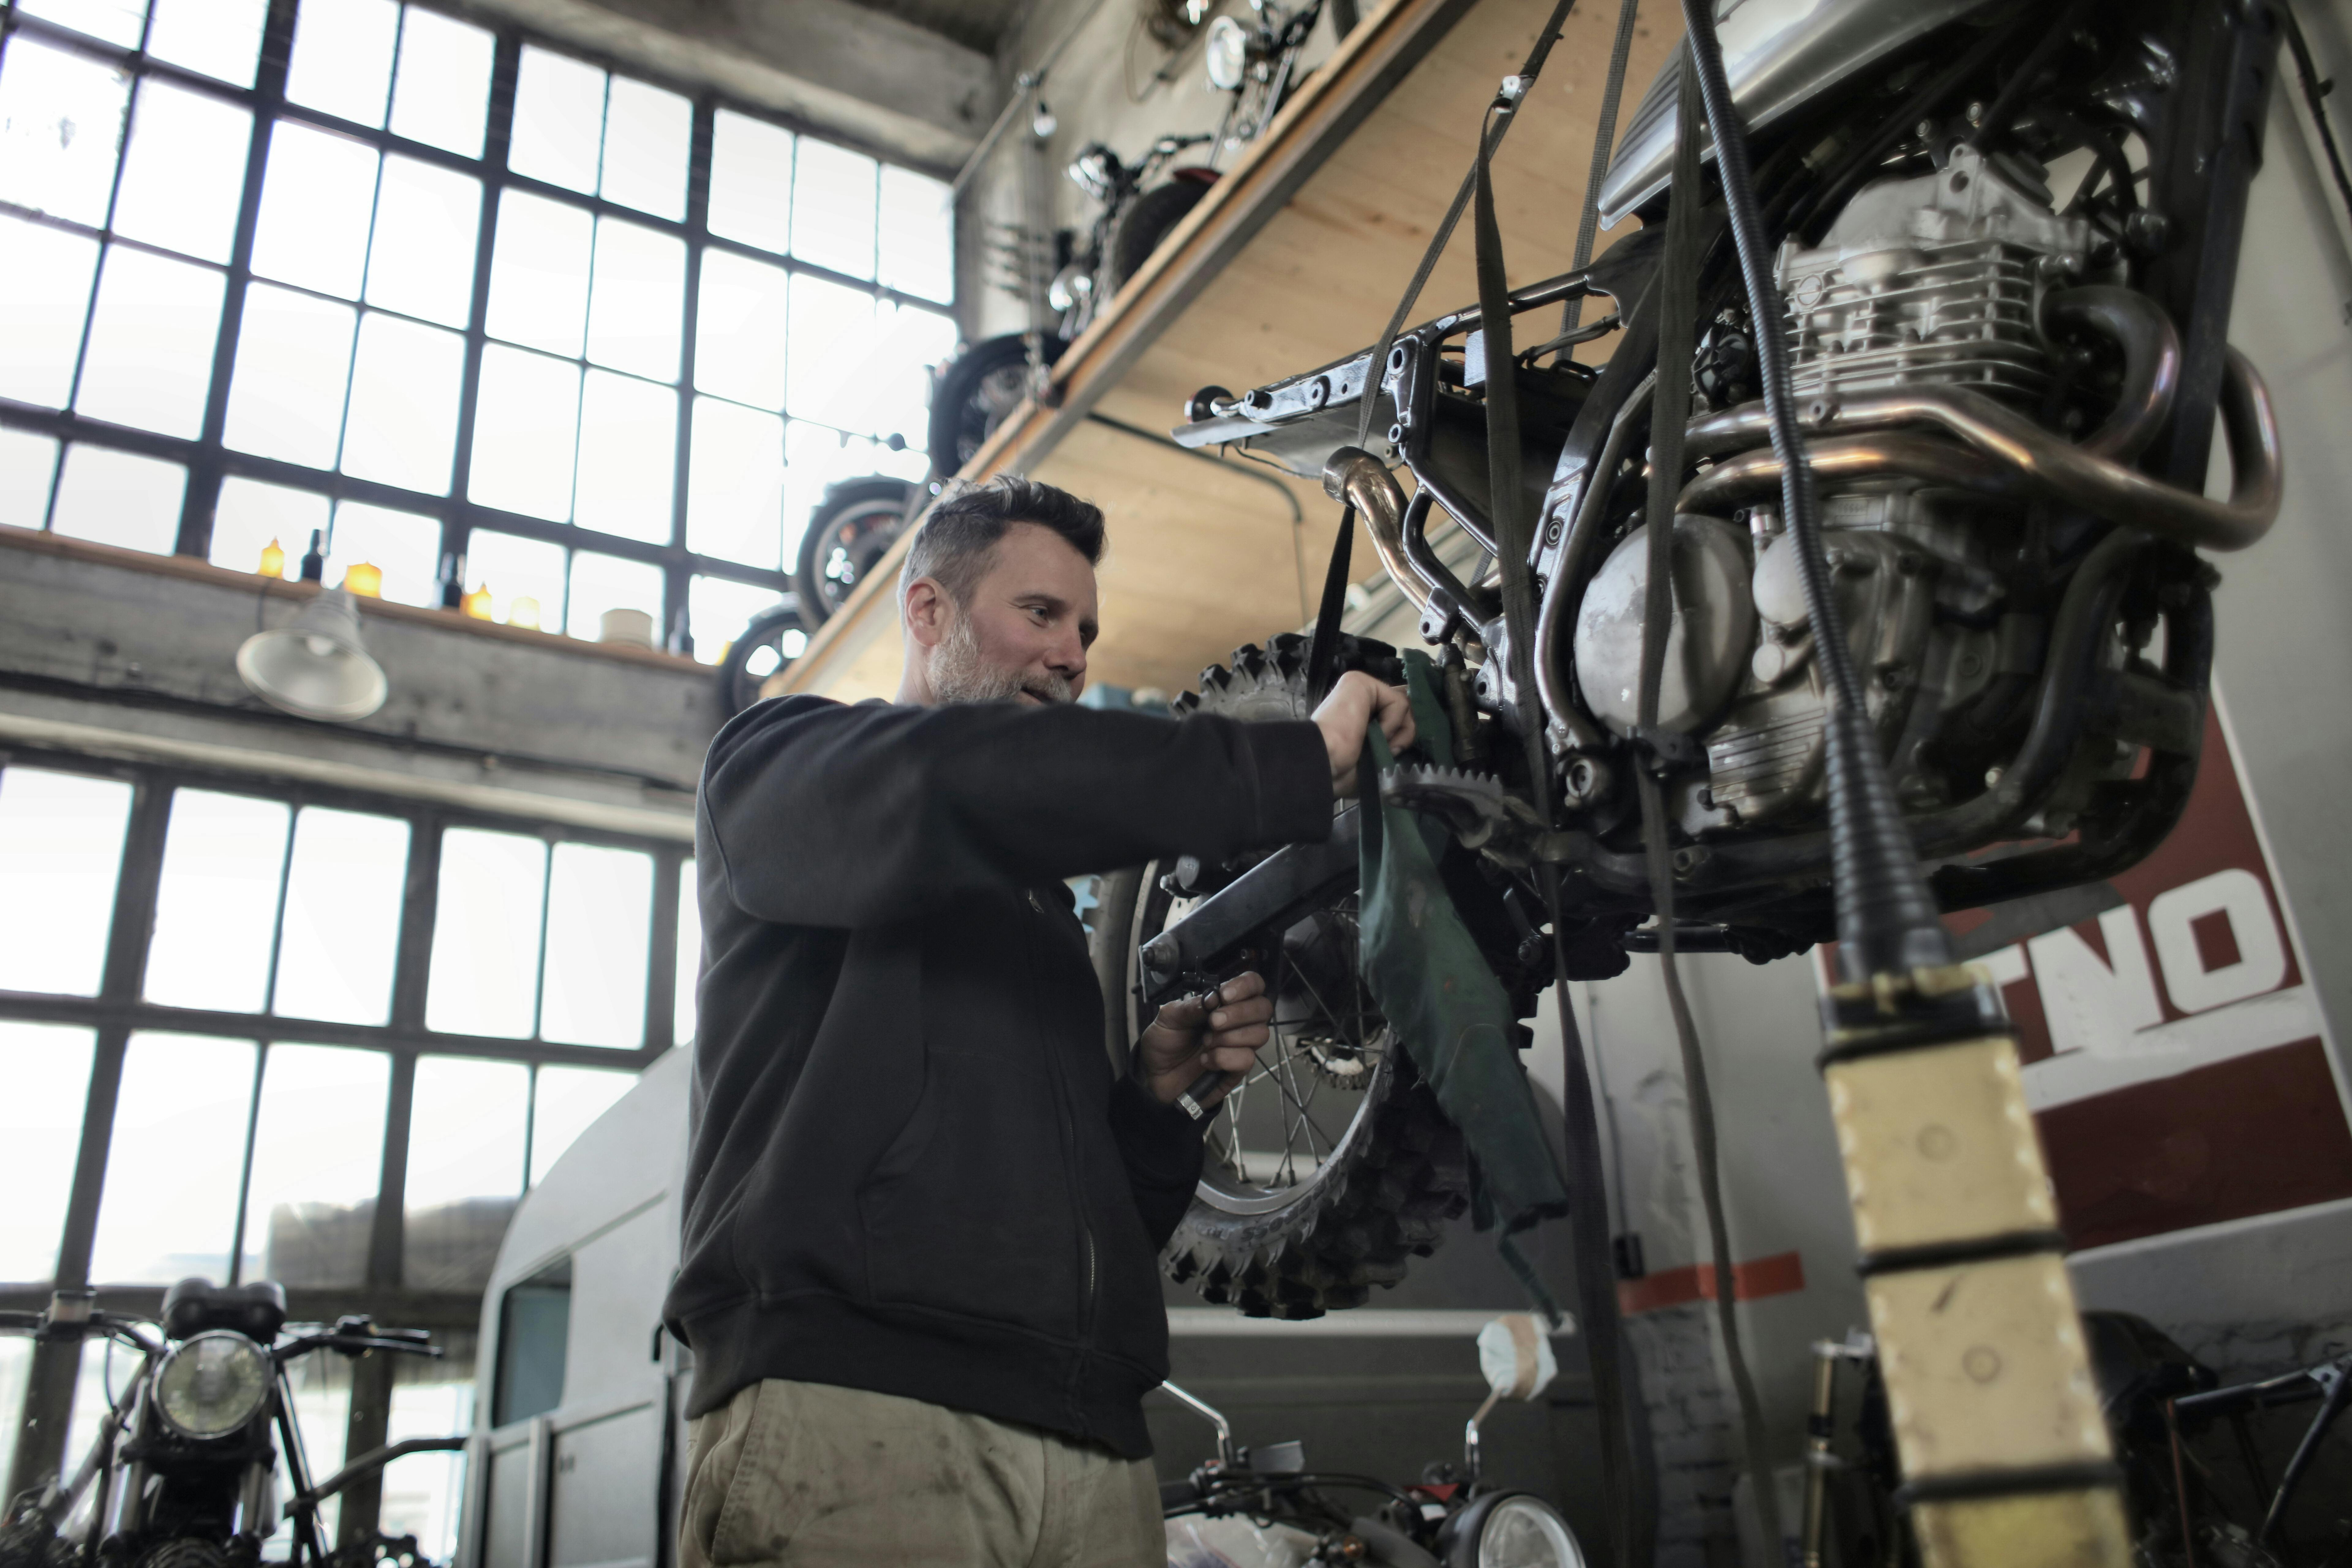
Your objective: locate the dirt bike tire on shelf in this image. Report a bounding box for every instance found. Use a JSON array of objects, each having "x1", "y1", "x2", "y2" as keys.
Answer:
[
  {"x1": 927, "y1": 332, "x2": 1069, "y2": 476},
  {"x1": 793, "y1": 475, "x2": 919, "y2": 628},
  {"x1": 716, "y1": 600, "x2": 809, "y2": 718},
  {"x1": 1085, "y1": 632, "x2": 1470, "y2": 1319},
  {"x1": 1103, "y1": 179, "x2": 1212, "y2": 299}
]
